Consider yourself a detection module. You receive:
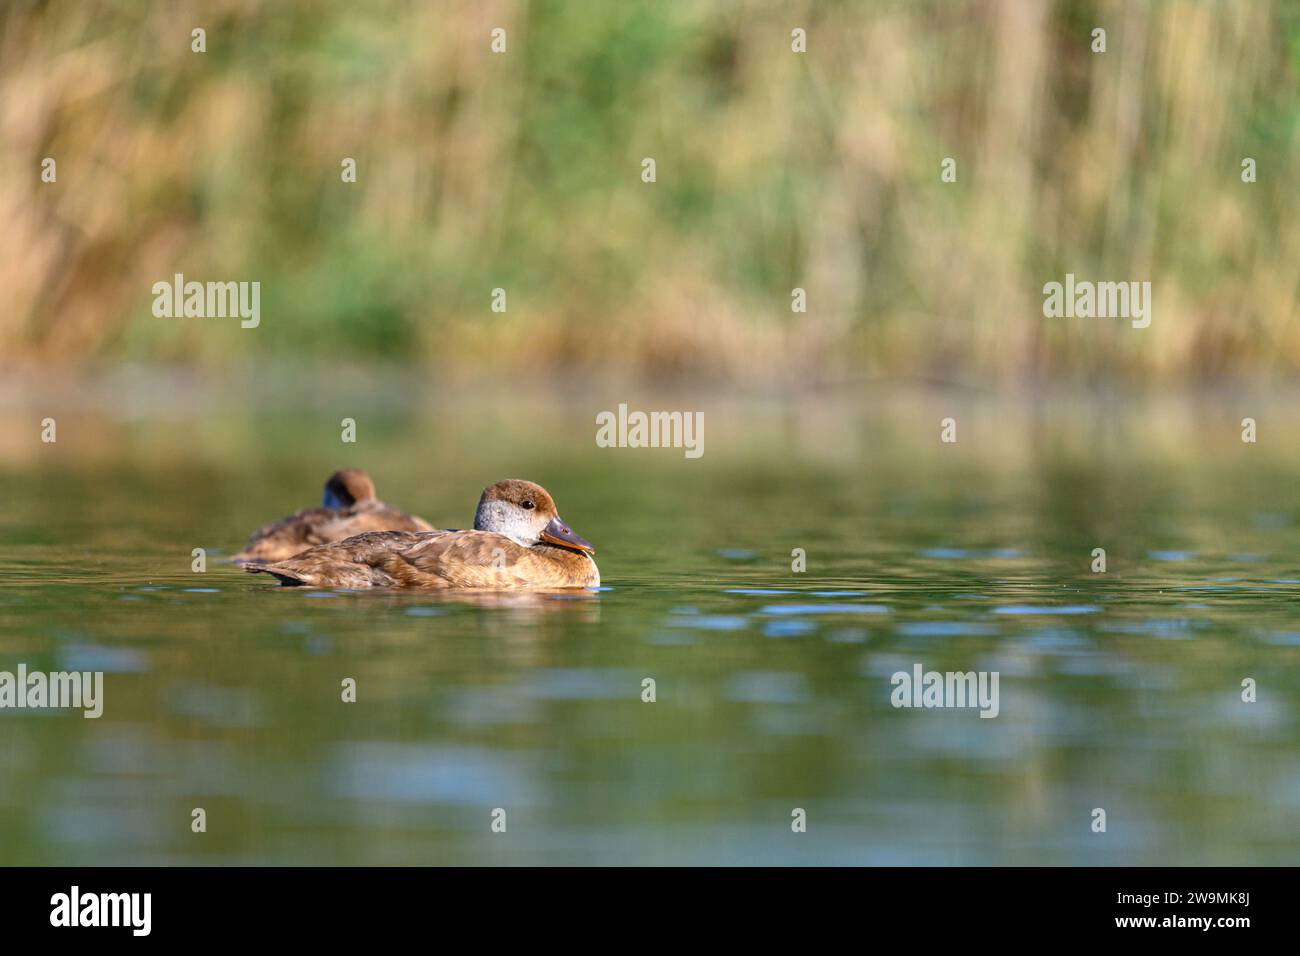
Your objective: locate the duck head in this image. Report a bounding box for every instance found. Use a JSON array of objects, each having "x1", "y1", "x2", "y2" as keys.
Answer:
[
  {"x1": 322, "y1": 469, "x2": 377, "y2": 509},
  {"x1": 473, "y1": 479, "x2": 595, "y2": 553}
]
